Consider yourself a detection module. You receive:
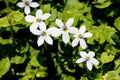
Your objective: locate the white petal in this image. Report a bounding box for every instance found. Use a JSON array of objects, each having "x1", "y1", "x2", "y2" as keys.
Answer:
[
  {"x1": 62, "y1": 32, "x2": 69, "y2": 44},
  {"x1": 69, "y1": 27, "x2": 78, "y2": 34},
  {"x1": 90, "y1": 58, "x2": 99, "y2": 65},
  {"x1": 36, "y1": 9, "x2": 42, "y2": 18},
  {"x1": 83, "y1": 32, "x2": 93, "y2": 38},
  {"x1": 29, "y1": 2, "x2": 39, "y2": 7},
  {"x1": 17, "y1": 2, "x2": 25, "y2": 8},
  {"x1": 25, "y1": 15, "x2": 35, "y2": 22},
  {"x1": 41, "y1": 13, "x2": 51, "y2": 20},
  {"x1": 45, "y1": 36, "x2": 53, "y2": 45},
  {"x1": 55, "y1": 19, "x2": 64, "y2": 28},
  {"x1": 80, "y1": 39, "x2": 87, "y2": 49},
  {"x1": 38, "y1": 22, "x2": 46, "y2": 31},
  {"x1": 24, "y1": 6, "x2": 30, "y2": 15},
  {"x1": 46, "y1": 27, "x2": 60, "y2": 36},
  {"x1": 86, "y1": 61, "x2": 93, "y2": 71},
  {"x1": 30, "y1": 23, "x2": 39, "y2": 35},
  {"x1": 88, "y1": 51, "x2": 95, "y2": 58},
  {"x1": 79, "y1": 25, "x2": 86, "y2": 34},
  {"x1": 49, "y1": 28, "x2": 62, "y2": 37},
  {"x1": 65, "y1": 18, "x2": 74, "y2": 27},
  {"x1": 37, "y1": 36, "x2": 44, "y2": 46},
  {"x1": 76, "y1": 58, "x2": 86, "y2": 63},
  {"x1": 72, "y1": 38, "x2": 79, "y2": 47},
  {"x1": 80, "y1": 51, "x2": 87, "y2": 58}
]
